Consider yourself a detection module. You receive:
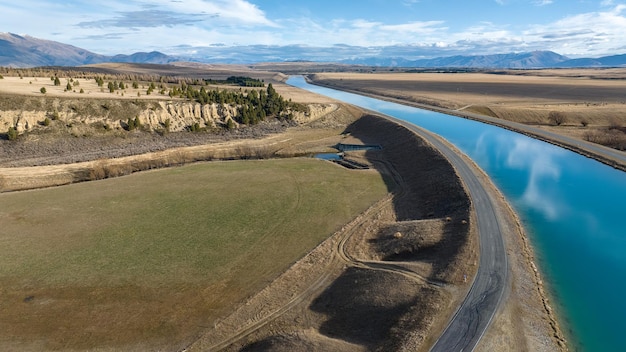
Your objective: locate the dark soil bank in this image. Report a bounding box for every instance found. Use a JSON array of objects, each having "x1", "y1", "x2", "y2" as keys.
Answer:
[
  {"x1": 236, "y1": 114, "x2": 473, "y2": 351},
  {"x1": 347, "y1": 114, "x2": 471, "y2": 281}
]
